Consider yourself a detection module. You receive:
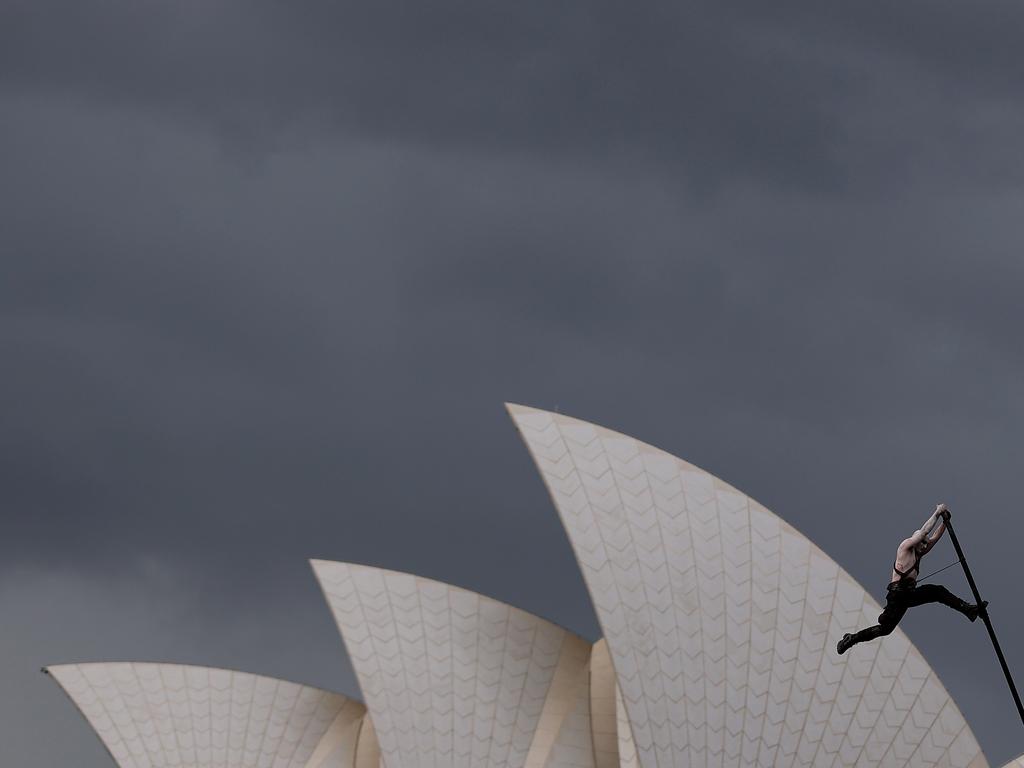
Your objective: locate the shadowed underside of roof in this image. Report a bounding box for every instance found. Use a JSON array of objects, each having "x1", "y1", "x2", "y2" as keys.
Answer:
[{"x1": 508, "y1": 403, "x2": 987, "y2": 768}]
